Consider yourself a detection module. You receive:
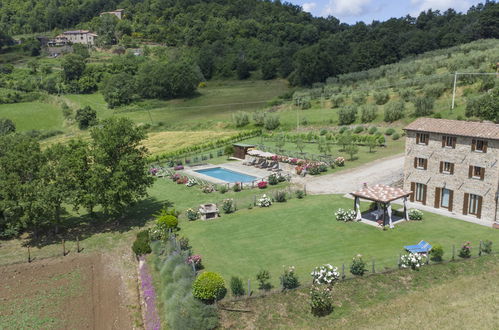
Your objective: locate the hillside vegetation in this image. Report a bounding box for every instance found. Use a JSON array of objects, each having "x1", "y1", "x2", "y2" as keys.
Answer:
[{"x1": 1, "y1": 1, "x2": 498, "y2": 85}]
